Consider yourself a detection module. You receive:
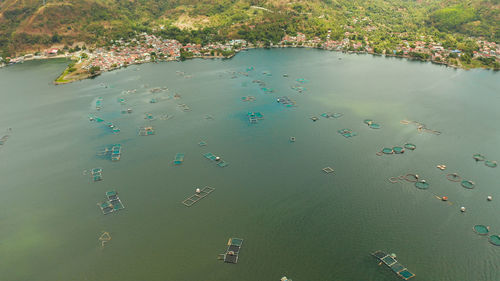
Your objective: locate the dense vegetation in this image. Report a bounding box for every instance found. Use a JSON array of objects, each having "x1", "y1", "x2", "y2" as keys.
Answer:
[{"x1": 0, "y1": 0, "x2": 498, "y2": 57}]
